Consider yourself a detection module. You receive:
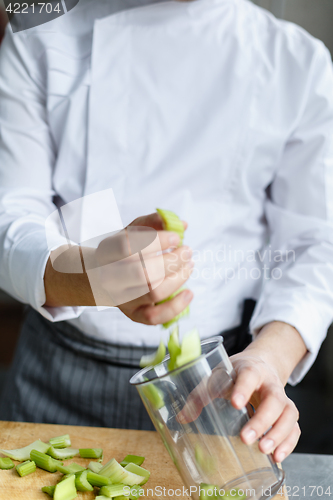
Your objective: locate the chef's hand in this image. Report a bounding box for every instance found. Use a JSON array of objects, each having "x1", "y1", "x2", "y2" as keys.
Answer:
[
  {"x1": 44, "y1": 212, "x2": 194, "y2": 322},
  {"x1": 96, "y1": 212, "x2": 194, "y2": 325},
  {"x1": 177, "y1": 321, "x2": 306, "y2": 463},
  {"x1": 228, "y1": 351, "x2": 300, "y2": 463}
]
